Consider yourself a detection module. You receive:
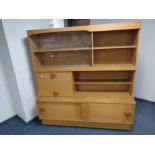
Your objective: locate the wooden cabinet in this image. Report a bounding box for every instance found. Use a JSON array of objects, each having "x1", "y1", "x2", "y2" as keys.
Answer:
[{"x1": 27, "y1": 22, "x2": 141, "y2": 130}]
